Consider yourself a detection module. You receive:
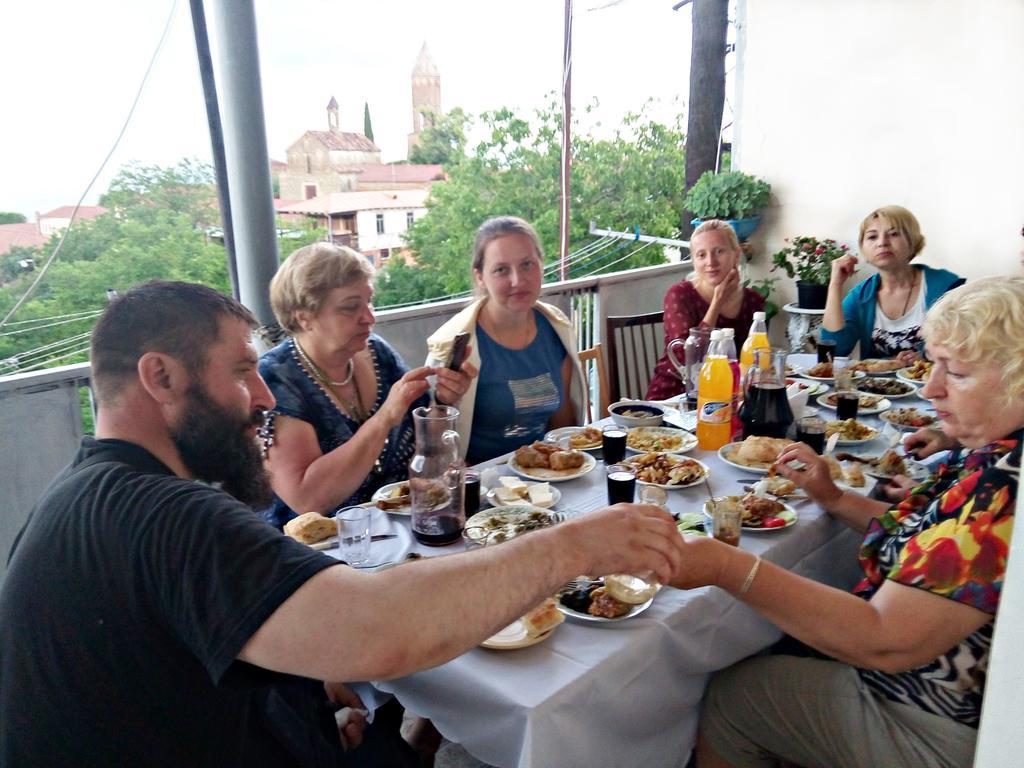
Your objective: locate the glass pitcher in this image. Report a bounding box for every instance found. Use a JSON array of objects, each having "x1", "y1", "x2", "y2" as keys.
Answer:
[
  {"x1": 667, "y1": 327, "x2": 712, "y2": 408},
  {"x1": 409, "y1": 405, "x2": 464, "y2": 546},
  {"x1": 738, "y1": 347, "x2": 793, "y2": 439}
]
